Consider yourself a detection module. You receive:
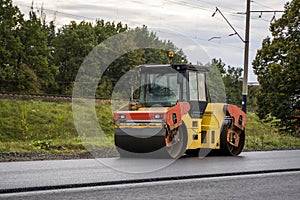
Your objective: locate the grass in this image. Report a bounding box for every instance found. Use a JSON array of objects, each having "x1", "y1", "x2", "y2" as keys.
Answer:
[
  {"x1": 0, "y1": 99, "x2": 114, "y2": 153},
  {"x1": 0, "y1": 99, "x2": 299, "y2": 153},
  {"x1": 245, "y1": 112, "x2": 300, "y2": 150}
]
